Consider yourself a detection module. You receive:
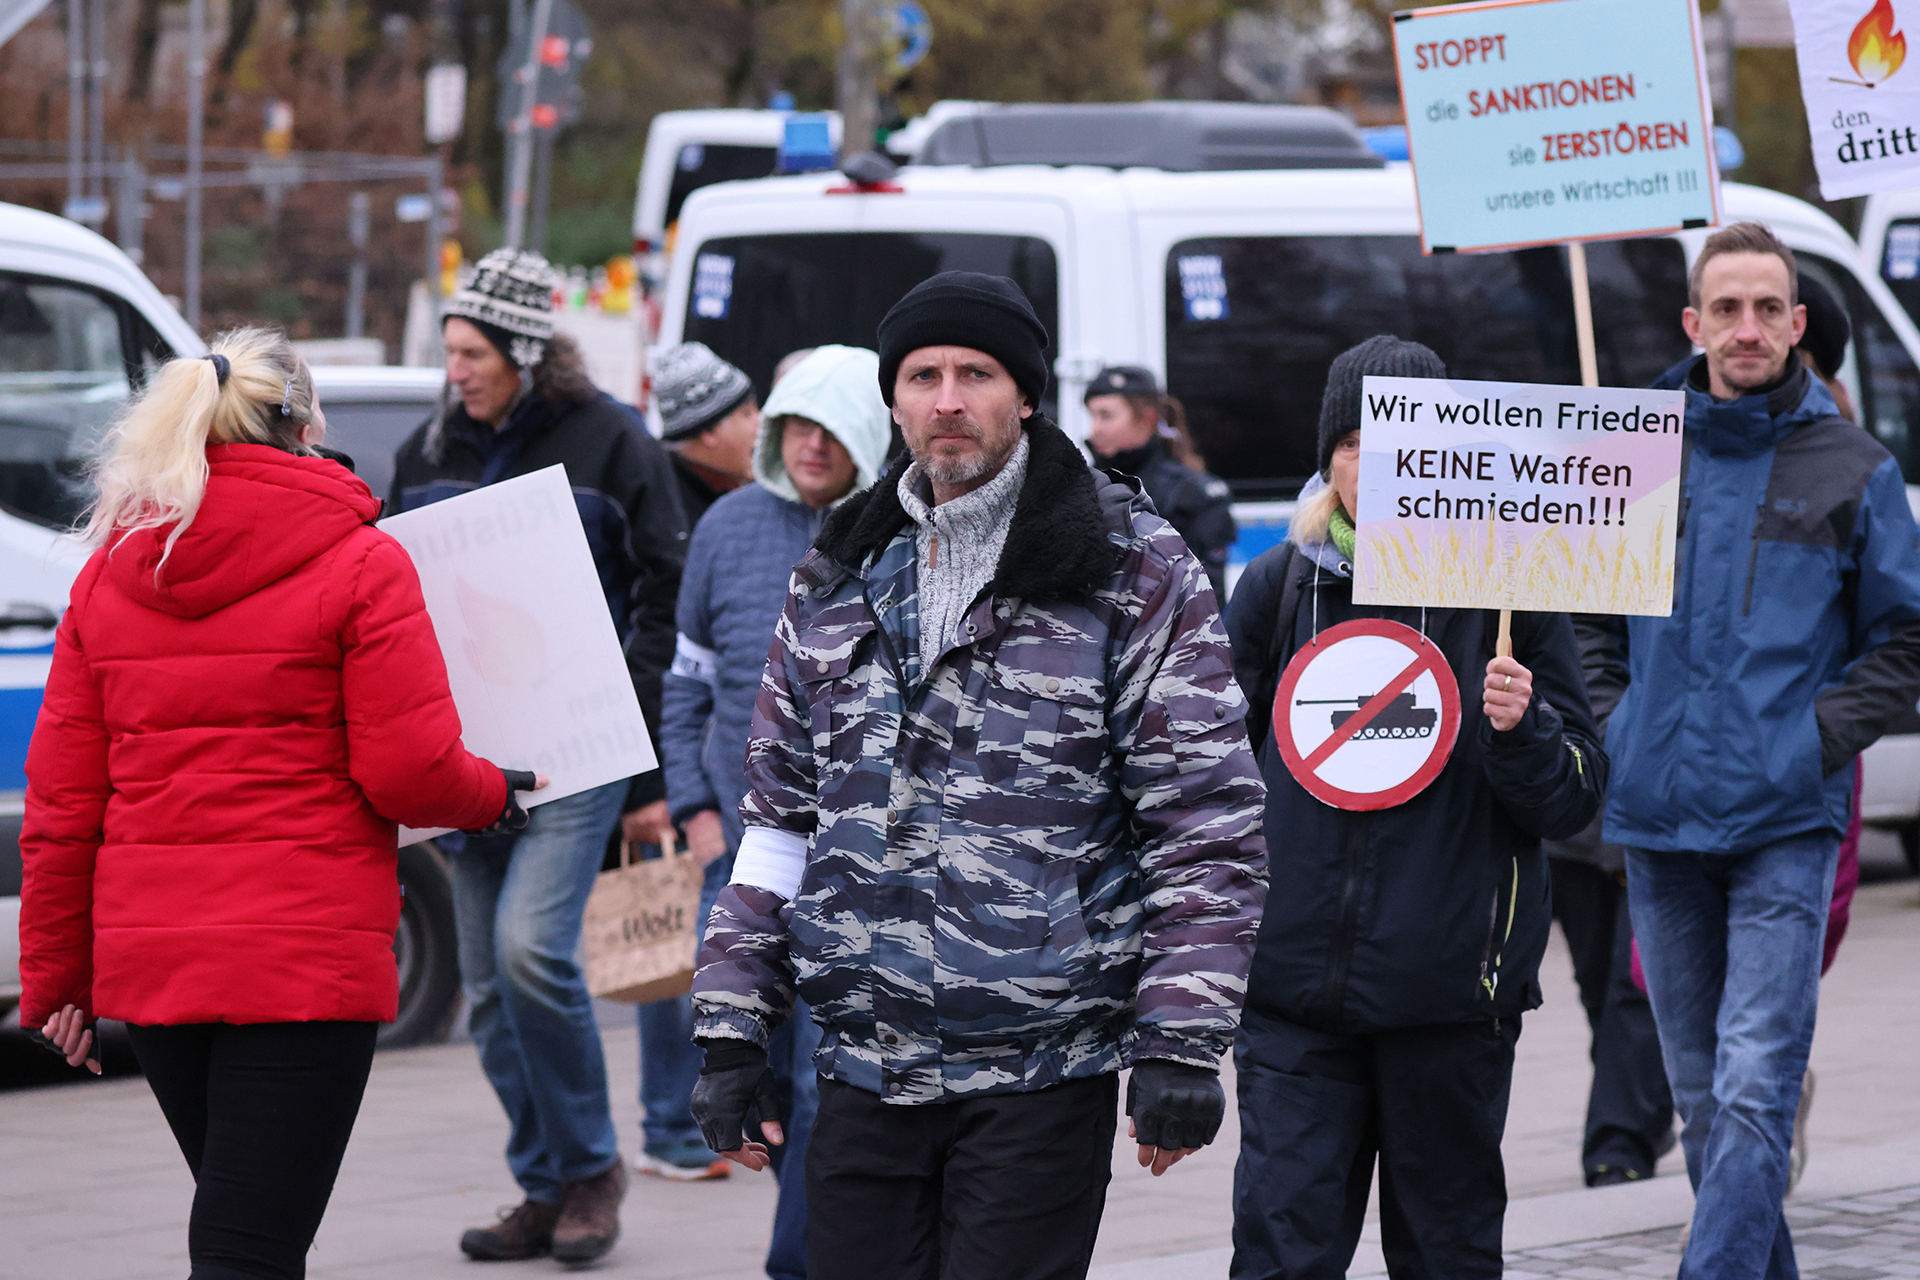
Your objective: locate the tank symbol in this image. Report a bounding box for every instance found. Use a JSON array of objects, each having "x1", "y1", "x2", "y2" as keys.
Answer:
[{"x1": 1295, "y1": 691, "x2": 1438, "y2": 741}]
